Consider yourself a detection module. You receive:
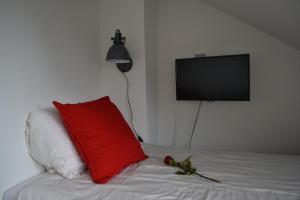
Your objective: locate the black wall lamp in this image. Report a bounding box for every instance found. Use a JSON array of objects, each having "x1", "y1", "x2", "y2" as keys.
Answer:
[
  {"x1": 105, "y1": 29, "x2": 143, "y2": 142},
  {"x1": 106, "y1": 29, "x2": 133, "y2": 72}
]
